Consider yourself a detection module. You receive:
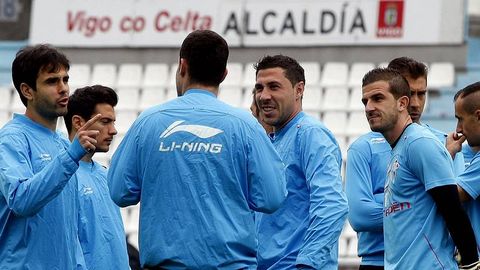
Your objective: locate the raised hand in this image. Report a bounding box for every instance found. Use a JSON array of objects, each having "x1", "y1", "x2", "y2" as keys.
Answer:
[
  {"x1": 446, "y1": 132, "x2": 466, "y2": 159},
  {"x1": 76, "y1": 114, "x2": 102, "y2": 153}
]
